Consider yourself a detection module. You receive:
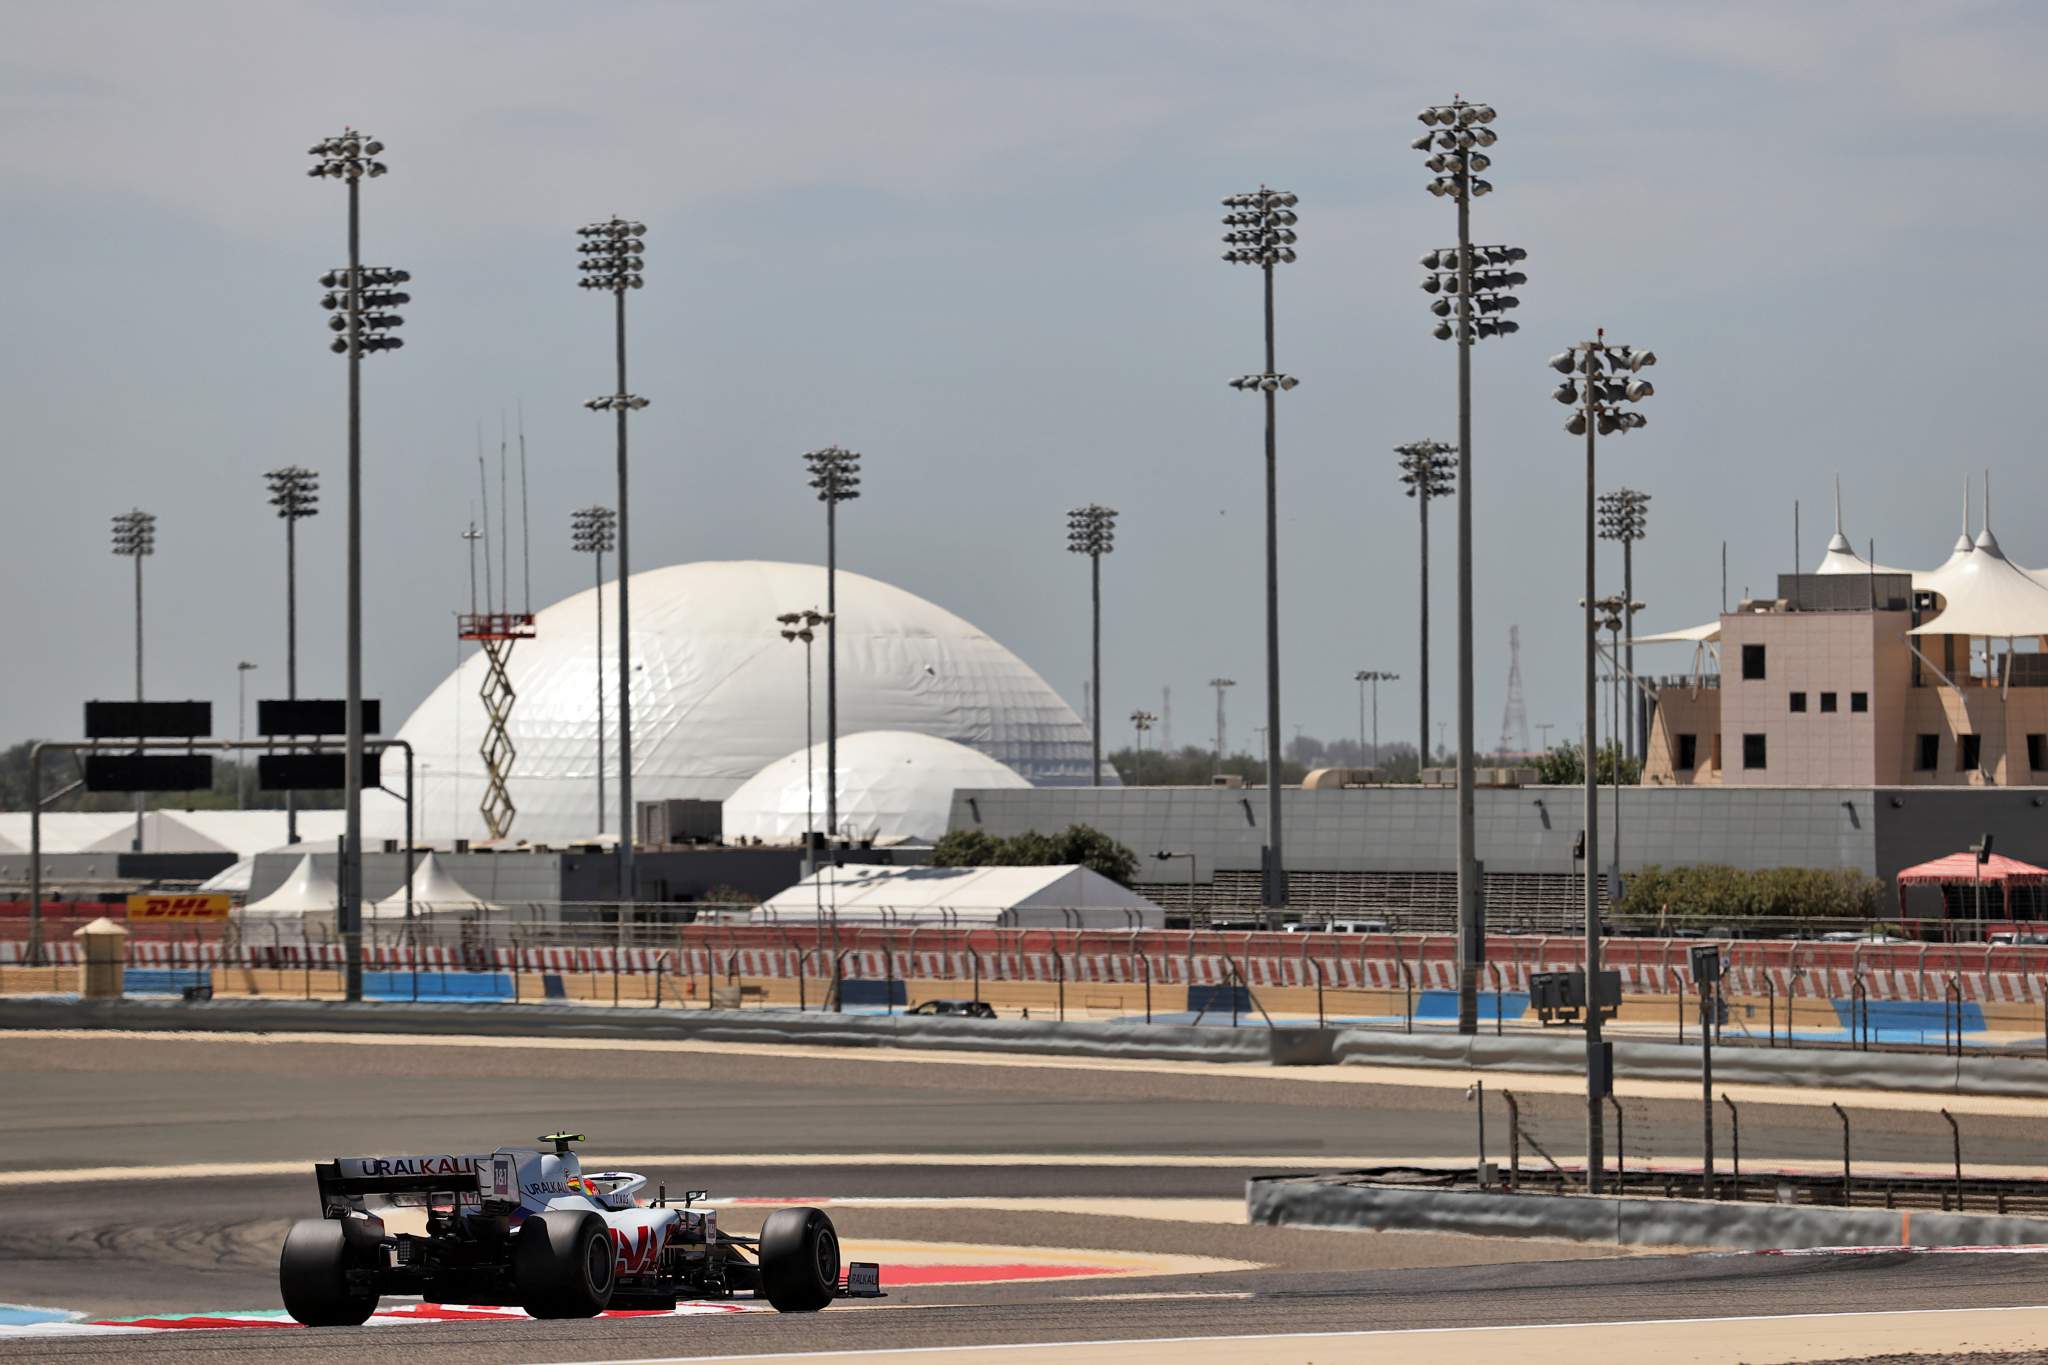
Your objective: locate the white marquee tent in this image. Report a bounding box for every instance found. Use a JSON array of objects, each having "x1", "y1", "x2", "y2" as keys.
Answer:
[{"x1": 752, "y1": 864, "x2": 1161, "y2": 929}]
